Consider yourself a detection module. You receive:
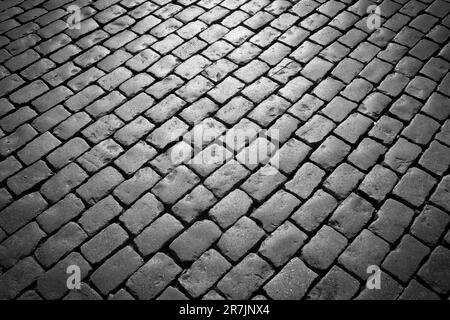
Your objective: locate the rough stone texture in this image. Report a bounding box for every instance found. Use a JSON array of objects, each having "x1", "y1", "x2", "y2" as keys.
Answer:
[
  {"x1": 134, "y1": 213, "x2": 184, "y2": 257},
  {"x1": 217, "y1": 253, "x2": 274, "y2": 300},
  {"x1": 358, "y1": 165, "x2": 398, "y2": 201},
  {"x1": 91, "y1": 246, "x2": 143, "y2": 295},
  {"x1": 410, "y1": 205, "x2": 449, "y2": 246},
  {"x1": 301, "y1": 225, "x2": 347, "y2": 271},
  {"x1": 263, "y1": 258, "x2": 317, "y2": 300},
  {"x1": 250, "y1": 189, "x2": 300, "y2": 232},
  {"x1": 329, "y1": 193, "x2": 374, "y2": 239},
  {"x1": 35, "y1": 222, "x2": 87, "y2": 268},
  {"x1": 80, "y1": 223, "x2": 129, "y2": 264},
  {"x1": 36, "y1": 252, "x2": 91, "y2": 300},
  {"x1": 178, "y1": 249, "x2": 231, "y2": 298},
  {"x1": 369, "y1": 199, "x2": 415, "y2": 244},
  {"x1": 382, "y1": 234, "x2": 430, "y2": 283},
  {"x1": 169, "y1": 220, "x2": 221, "y2": 262},
  {"x1": 307, "y1": 265, "x2": 360, "y2": 300},
  {"x1": 0, "y1": 0, "x2": 449, "y2": 301},
  {"x1": 259, "y1": 221, "x2": 307, "y2": 267},
  {"x1": 356, "y1": 271, "x2": 402, "y2": 300},
  {"x1": 418, "y1": 246, "x2": 450, "y2": 295},
  {"x1": 126, "y1": 253, "x2": 181, "y2": 300},
  {"x1": 393, "y1": 167, "x2": 437, "y2": 207},
  {"x1": 338, "y1": 229, "x2": 390, "y2": 280},
  {"x1": 217, "y1": 216, "x2": 264, "y2": 262},
  {"x1": 209, "y1": 189, "x2": 252, "y2": 229}
]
